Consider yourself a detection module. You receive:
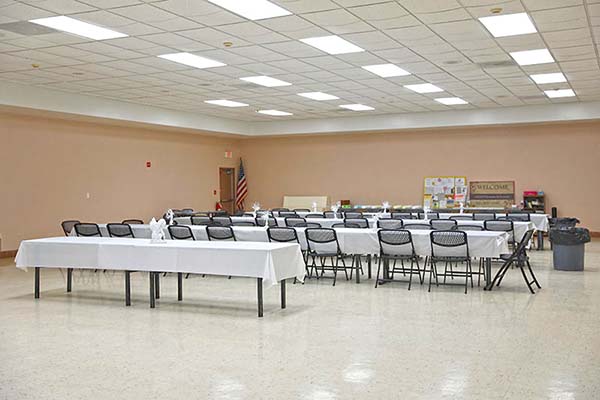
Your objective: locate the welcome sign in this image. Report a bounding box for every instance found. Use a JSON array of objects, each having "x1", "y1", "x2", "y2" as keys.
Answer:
[{"x1": 469, "y1": 181, "x2": 515, "y2": 208}]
